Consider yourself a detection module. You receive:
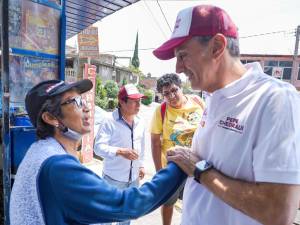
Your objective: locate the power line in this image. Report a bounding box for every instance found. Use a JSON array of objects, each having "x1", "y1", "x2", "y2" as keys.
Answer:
[
  {"x1": 142, "y1": 0, "x2": 168, "y2": 39},
  {"x1": 156, "y1": 0, "x2": 172, "y2": 33},
  {"x1": 102, "y1": 47, "x2": 155, "y2": 53},
  {"x1": 240, "y1": 29, "x2": 295, "y2": 39},
  {"x1": 101, "y1": 29, "x2": 296, "y2": 53}
]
